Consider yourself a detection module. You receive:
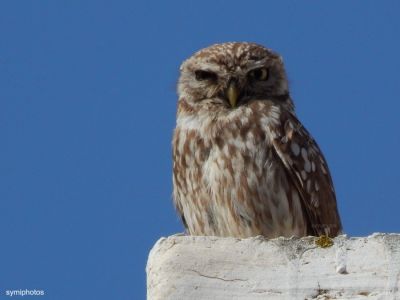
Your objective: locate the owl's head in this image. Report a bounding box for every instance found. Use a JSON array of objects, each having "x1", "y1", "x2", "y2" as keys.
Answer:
[{"x1": 178, "y1": 42, "x2": 291, "y2": 111}]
